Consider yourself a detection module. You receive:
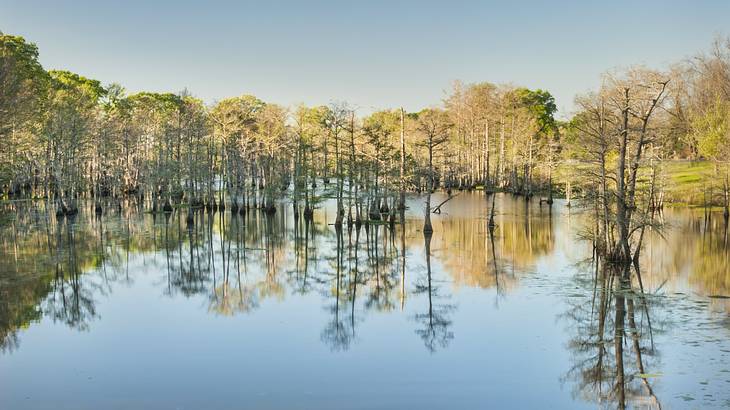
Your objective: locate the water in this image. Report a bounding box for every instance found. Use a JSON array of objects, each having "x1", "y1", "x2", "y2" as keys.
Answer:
[{"x1": 1, "y1": 193, "x2": 729, "y2": 409}]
